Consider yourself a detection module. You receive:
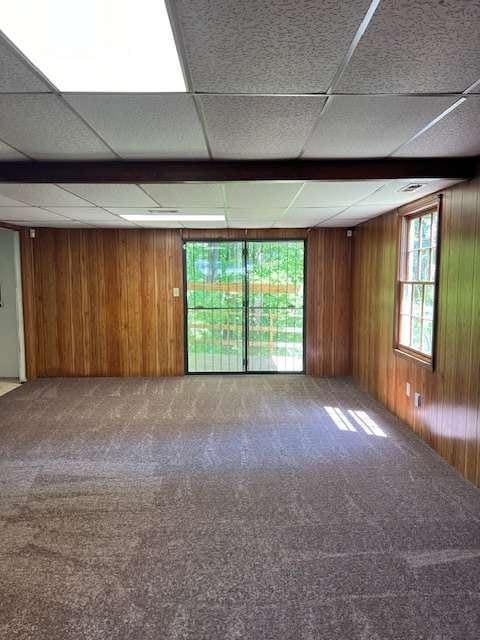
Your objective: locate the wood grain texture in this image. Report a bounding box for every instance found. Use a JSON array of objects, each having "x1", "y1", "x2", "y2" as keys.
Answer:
[
  {"x1": 352, "y1": 176, "x2": 480, "y2": 486},
  {"x1": 20, "y1": 229, "x2": 184, "y2": 377},
  {"x1": 183, "y1": 227, "x2": 351, "y2": 376},
  {"x1": 181, "y1": 228, "x2": 307, "y2": 240},
  {"x1": 21, "y1": 226, "x2": 351, "y2": 379},
  {"x1": 306, "y1": 228, "x2": 352, "y2": 376}
]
